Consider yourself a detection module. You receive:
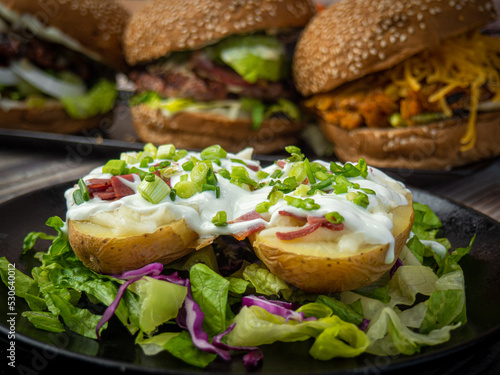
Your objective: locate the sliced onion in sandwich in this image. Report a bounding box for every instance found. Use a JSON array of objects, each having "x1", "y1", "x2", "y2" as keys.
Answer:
[{"x1": 10, "y1": 59, "x2": 86, "y2": 99}]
